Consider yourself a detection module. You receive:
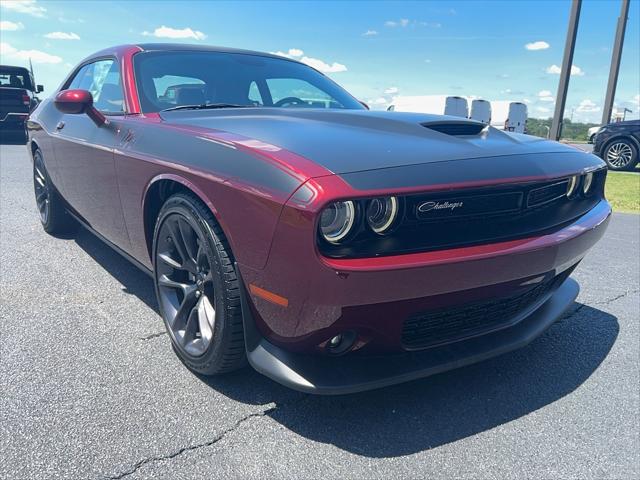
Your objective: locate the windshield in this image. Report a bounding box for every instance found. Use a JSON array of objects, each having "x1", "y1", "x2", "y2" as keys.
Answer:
[
  {"x1": 133, "y1": 51, "x2": 364, "y2": 113},
  {"x1": 0, "y1": 68, "x2": 33, "y2": 90}
]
